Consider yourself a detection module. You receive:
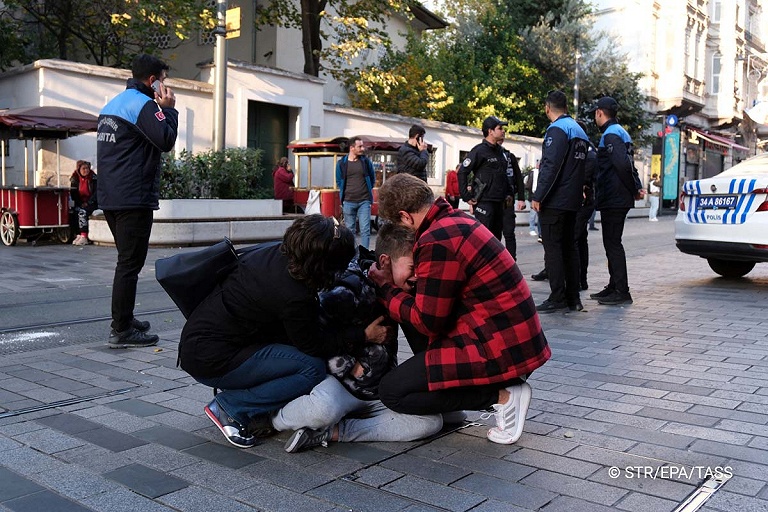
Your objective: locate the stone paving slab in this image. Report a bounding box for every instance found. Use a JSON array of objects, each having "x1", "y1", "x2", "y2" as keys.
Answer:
[{"x1": 1, "y1": 218, "x2": 768, "y2": 511}]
